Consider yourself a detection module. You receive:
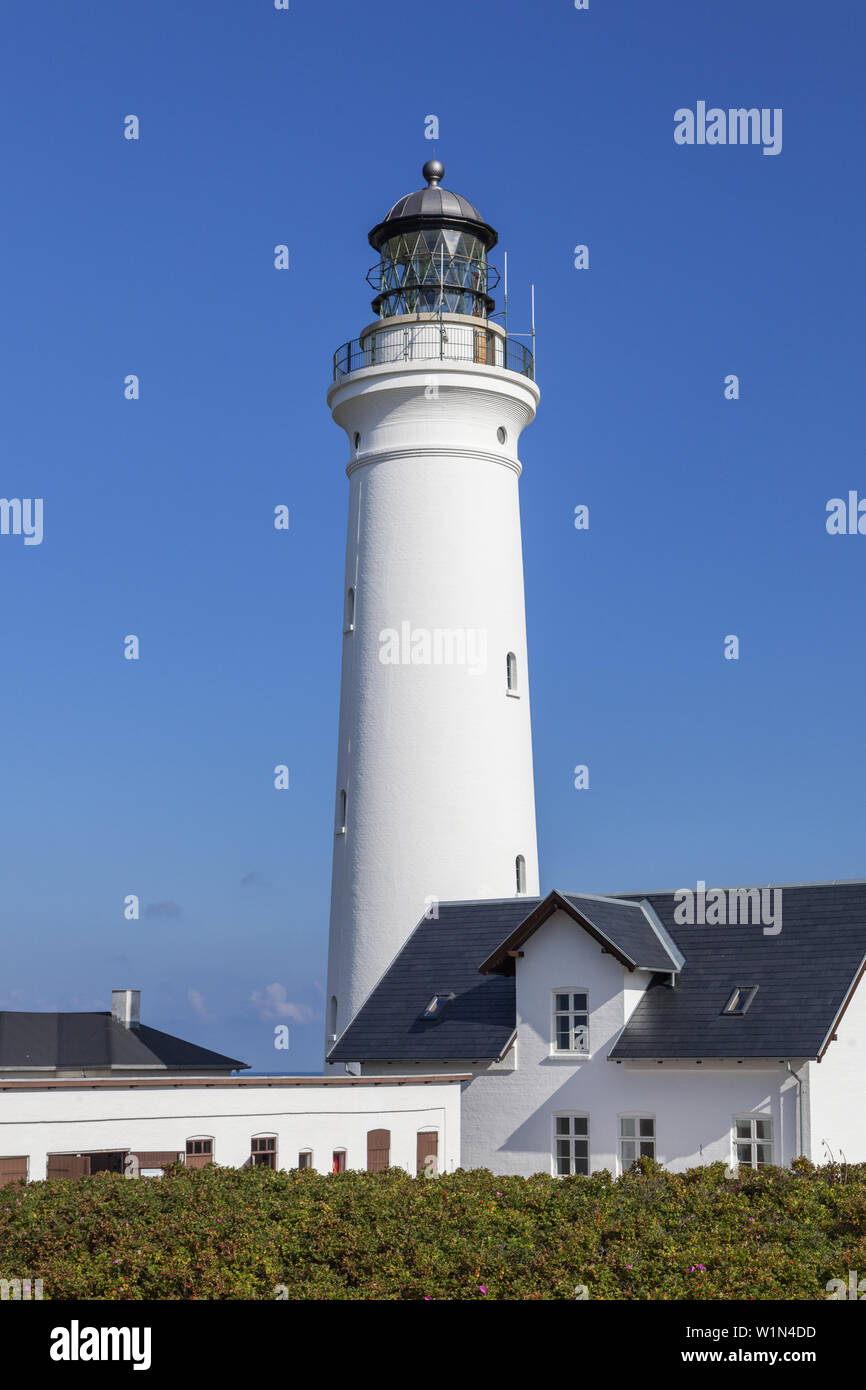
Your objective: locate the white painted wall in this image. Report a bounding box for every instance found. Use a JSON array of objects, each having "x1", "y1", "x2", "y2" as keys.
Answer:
[
  {"x1": 0, "y1": 1078, "x2": 462, "y2": 1182},
  {"x1": 807, "y1": 971, "x2": 866, "y2": 1163},
  {"x1": 325, "y1": 352, "x2": 541, "y2": 1037}
]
